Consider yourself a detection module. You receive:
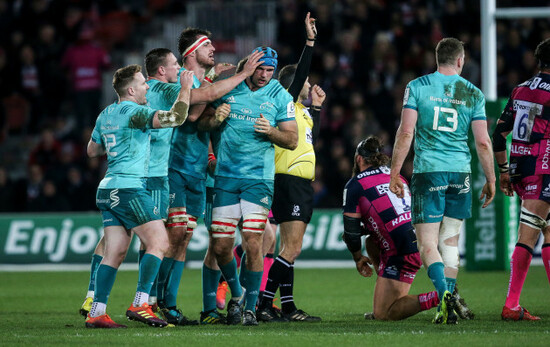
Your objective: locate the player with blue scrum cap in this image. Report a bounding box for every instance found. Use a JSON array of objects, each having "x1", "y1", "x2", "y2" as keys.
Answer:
[{"x1": 199, "y1": 46, "x2": 298, "y2": 326}]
